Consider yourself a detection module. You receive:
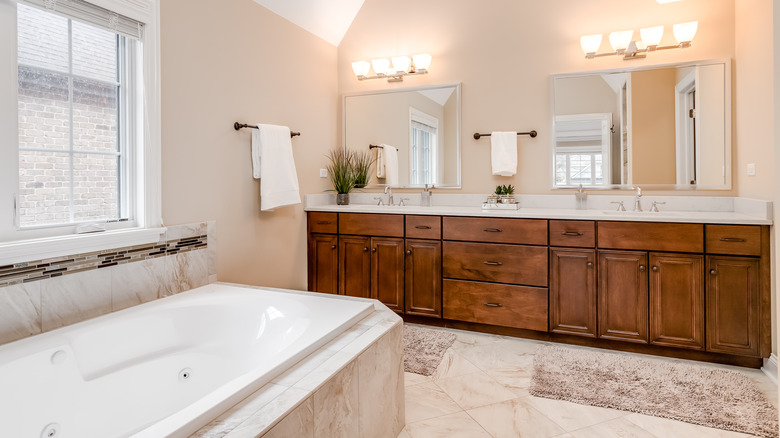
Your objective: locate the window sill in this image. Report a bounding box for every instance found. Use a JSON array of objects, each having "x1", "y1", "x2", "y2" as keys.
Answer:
[{"x1": 0, "y1": 227, "x2": 167, "y2": 266}]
